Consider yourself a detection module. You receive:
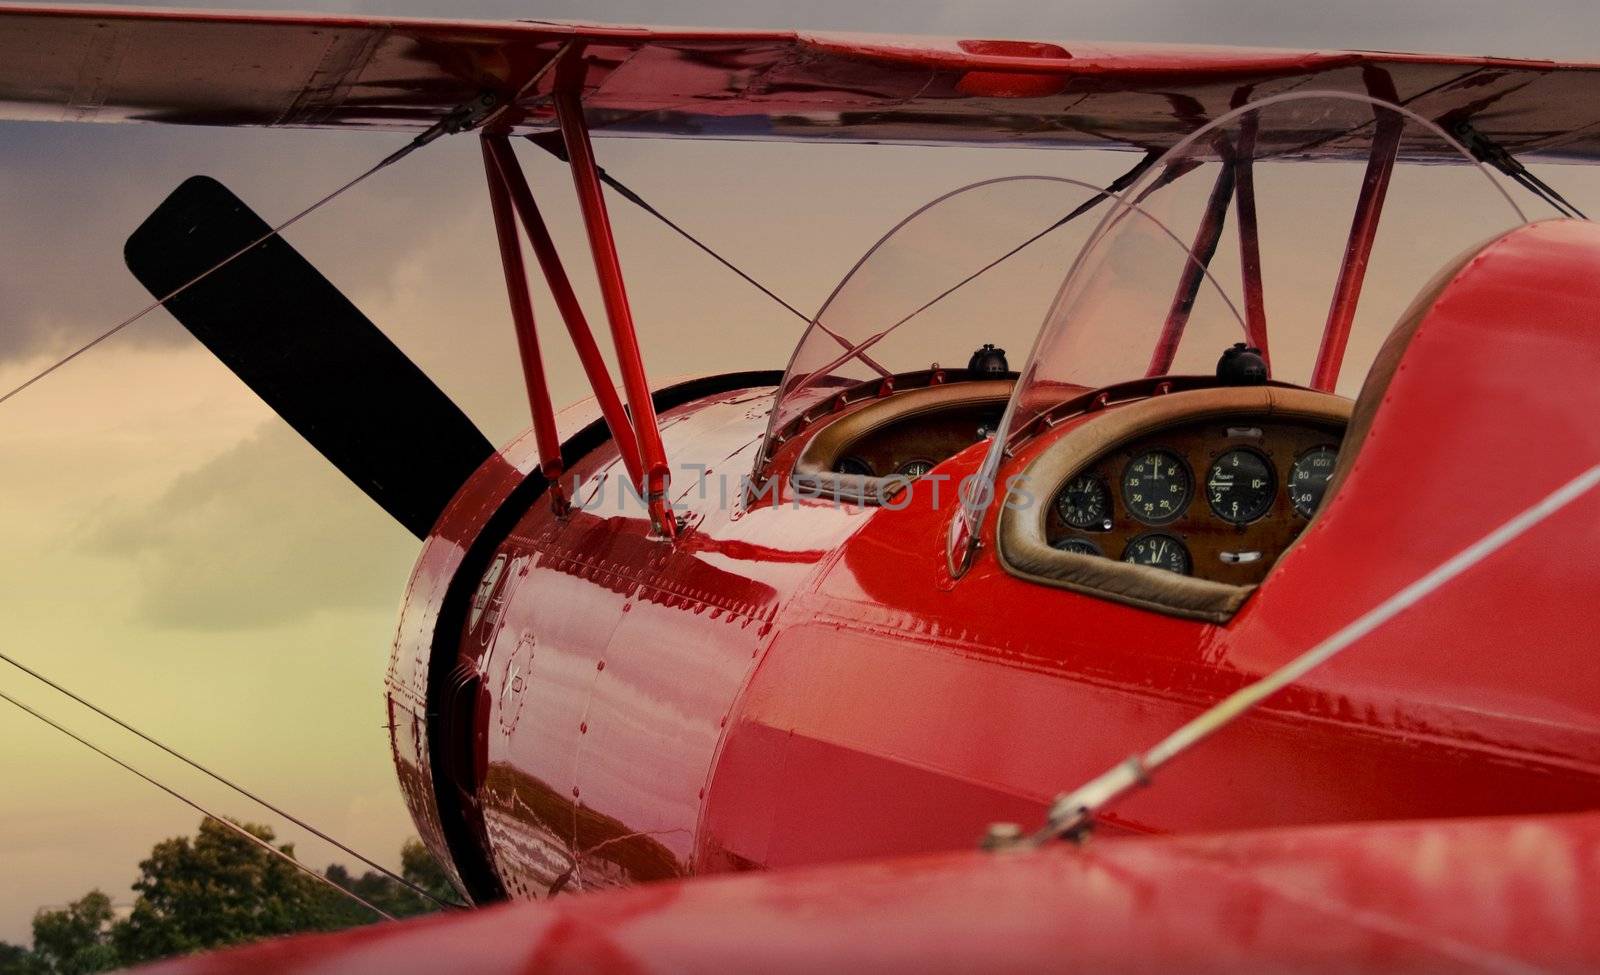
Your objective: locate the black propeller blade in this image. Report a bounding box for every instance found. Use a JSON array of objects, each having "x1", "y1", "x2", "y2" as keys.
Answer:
[{"x1": 125, "y1": 175, "x2": 495, "y2": 540}]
